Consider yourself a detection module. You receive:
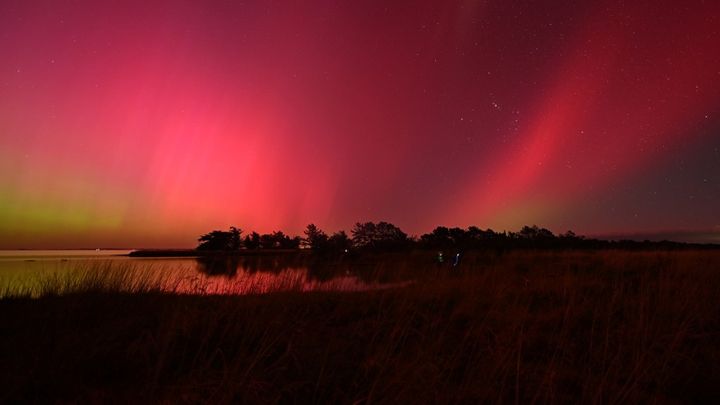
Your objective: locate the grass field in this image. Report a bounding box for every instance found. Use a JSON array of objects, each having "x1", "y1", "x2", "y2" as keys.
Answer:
[{"x1": 1, "y1": 250, "x2": 719, "y2": 403}]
